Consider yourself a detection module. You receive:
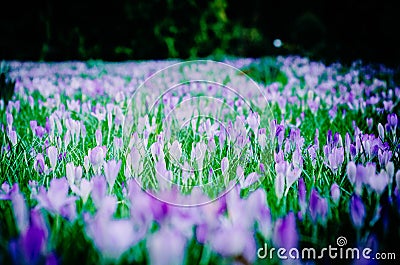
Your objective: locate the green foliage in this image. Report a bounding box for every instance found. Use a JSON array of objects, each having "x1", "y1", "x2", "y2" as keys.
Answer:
[{"x1": 0, "y1": 62, "x2": 15, "y2": 106}]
